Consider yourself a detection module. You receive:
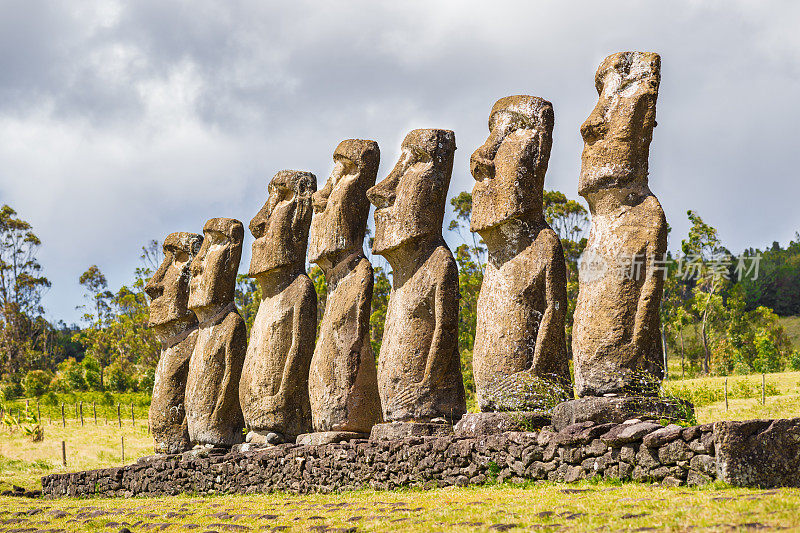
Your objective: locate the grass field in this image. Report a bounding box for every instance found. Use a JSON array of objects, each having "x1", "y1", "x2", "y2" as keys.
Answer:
[
  {"x1": 1, "y1": 372, "x2": 799, "y2": 531},
  {"x1": 1, "y1": 482, "x2": 799, "y2": 532},
  {"x1": 664, "y1": 370, "x2": 800, "y2": 424}
]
